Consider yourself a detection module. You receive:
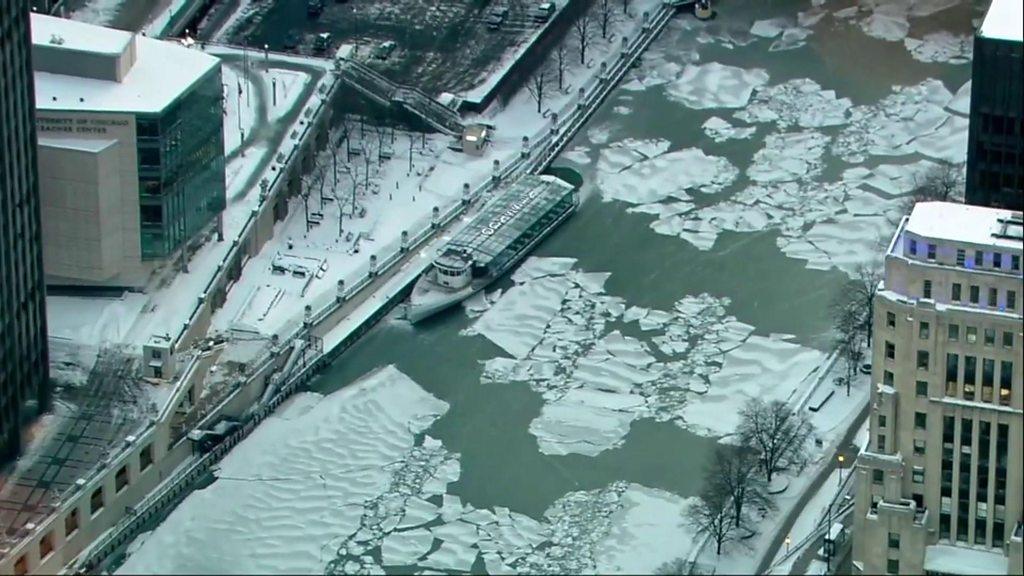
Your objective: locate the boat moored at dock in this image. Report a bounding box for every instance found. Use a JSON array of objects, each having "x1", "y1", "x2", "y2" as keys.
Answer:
[{"x1": 407, "y1": 174, "x2": 580, "y2": 323}]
